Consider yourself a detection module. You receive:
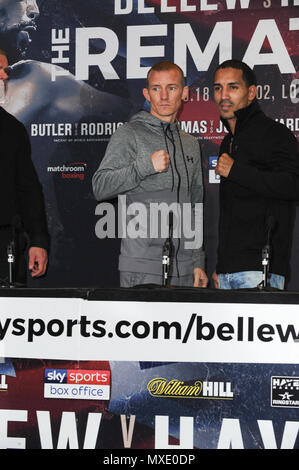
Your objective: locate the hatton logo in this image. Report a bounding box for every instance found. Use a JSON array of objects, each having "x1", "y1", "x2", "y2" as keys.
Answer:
[
  {"x1": 44, "y1": 369, "x2": 110, "y2": 401},
  {"x1": 271, "y1": 376, "x2": 299, "y2": 408},
  {"x1": 147, "y1": 377, "x2": 233, "y2": 400}
]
